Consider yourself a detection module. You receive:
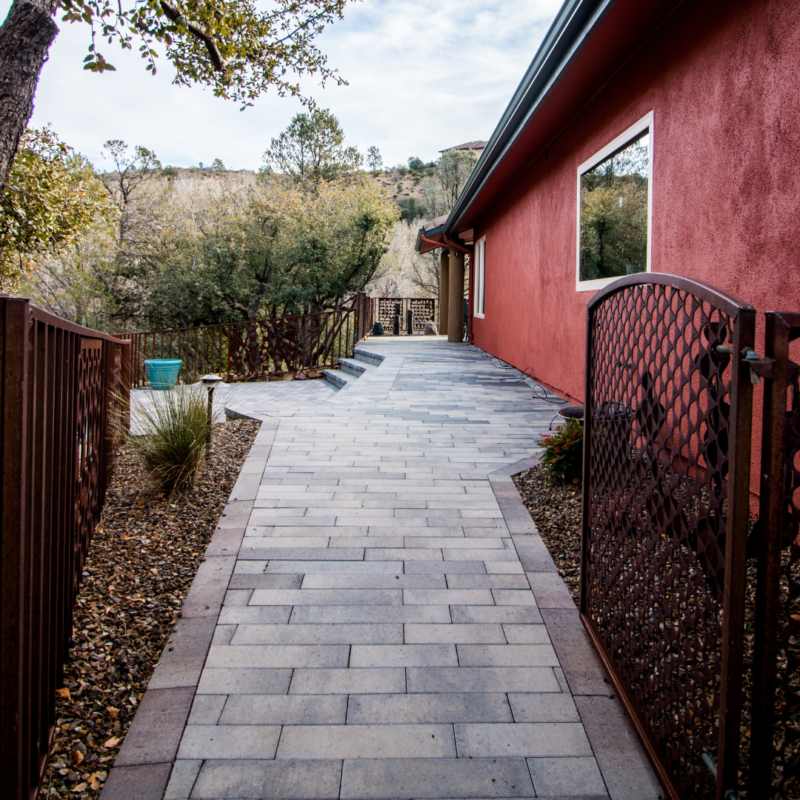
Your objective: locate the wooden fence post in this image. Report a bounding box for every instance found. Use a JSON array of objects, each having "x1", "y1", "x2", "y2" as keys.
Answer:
[{"x1": 1, "y1": 297, "x2": 30, "y2": 800}]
